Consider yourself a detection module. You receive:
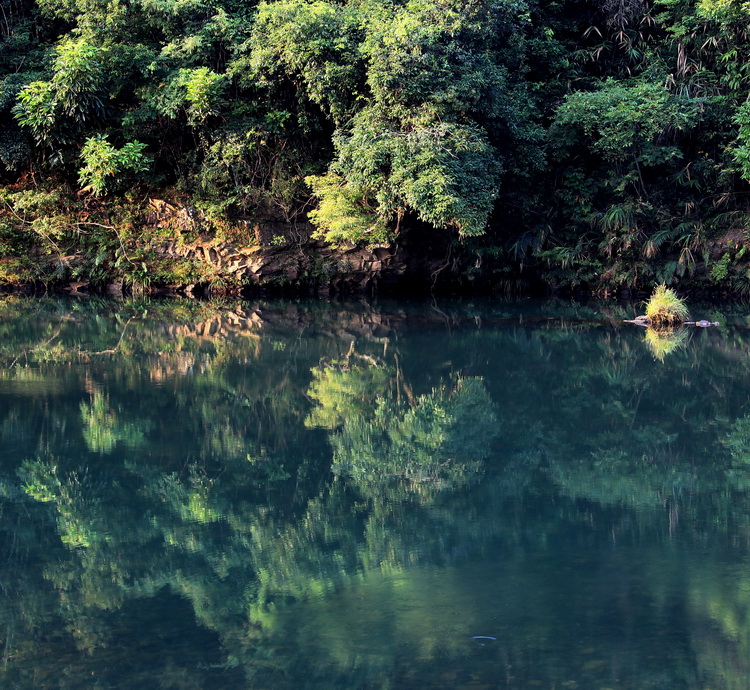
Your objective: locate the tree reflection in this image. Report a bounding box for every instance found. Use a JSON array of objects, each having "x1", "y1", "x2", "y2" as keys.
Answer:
[
  {"x1": 306, "y1": 351, "x2": 498, "y2": 491},
  {"x1": 3, "y1": 298, "x2": 750, "y2": 687},
  {"x1": 80, "y1": 392, "x2": 149, "y2": 453}
]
